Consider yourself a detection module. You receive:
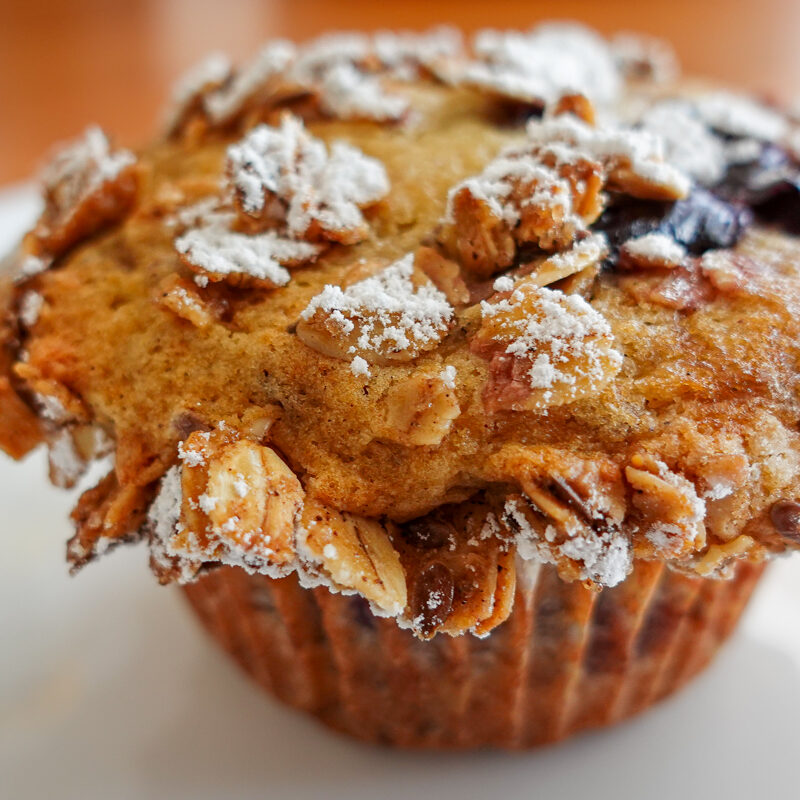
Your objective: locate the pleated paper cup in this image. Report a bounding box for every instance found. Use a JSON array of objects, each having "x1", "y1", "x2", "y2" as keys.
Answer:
[{"x1": 182, "y1": 560, "x2": 764, "y2": 749}]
